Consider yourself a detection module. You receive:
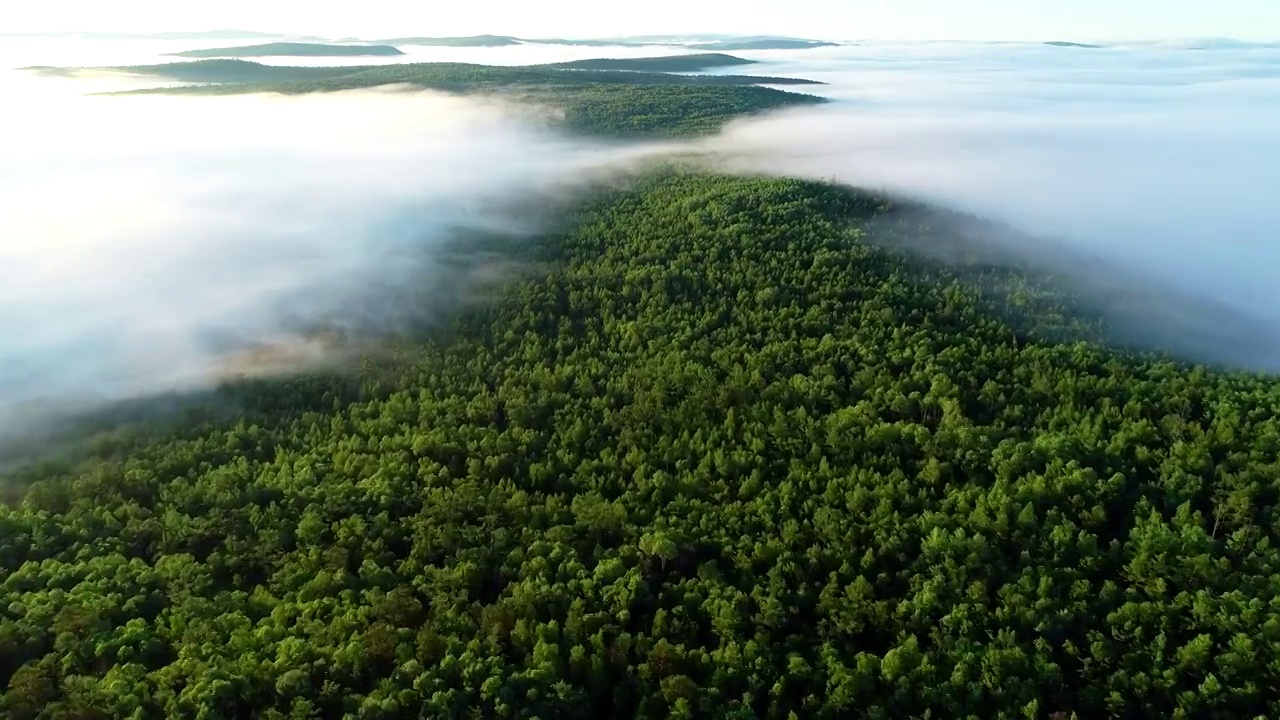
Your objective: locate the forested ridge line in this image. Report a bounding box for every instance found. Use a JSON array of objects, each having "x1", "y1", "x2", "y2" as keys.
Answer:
[
  {"x1": 55, "y1": 58, "x2": 826, "y2": 138},
  {"x1": 2, "y1": 173, "x2": 1280, "y2": 718}
]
